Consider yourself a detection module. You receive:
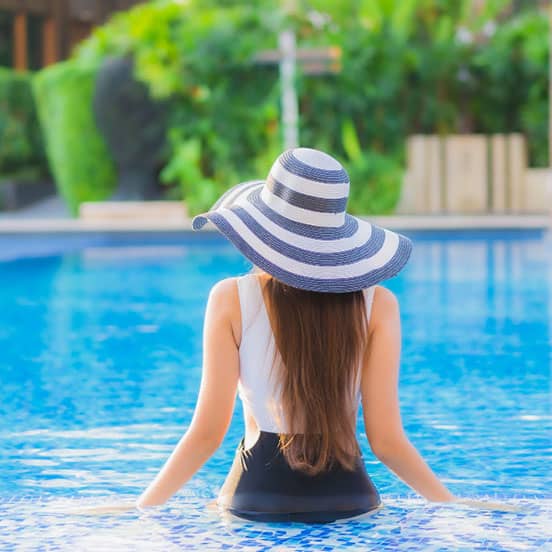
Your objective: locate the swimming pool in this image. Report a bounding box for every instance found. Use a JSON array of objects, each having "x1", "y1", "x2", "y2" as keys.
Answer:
[{"x1": 0, "y1": 230, "x2": 550, "y2": 550}]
